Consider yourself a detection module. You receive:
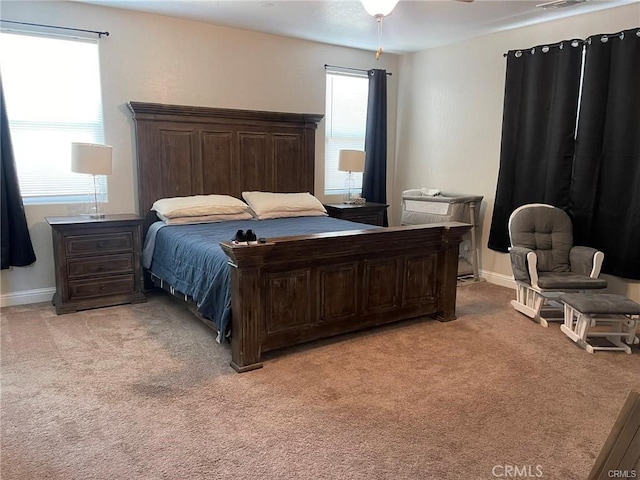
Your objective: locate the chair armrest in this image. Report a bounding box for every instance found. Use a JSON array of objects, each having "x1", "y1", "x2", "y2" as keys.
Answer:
[
  {"x1": 510, "y1": 246, "x2": 536, "y2": 284},
  {"x1": 570, "y1": 246, "x2": 604, "y2": 278}
]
